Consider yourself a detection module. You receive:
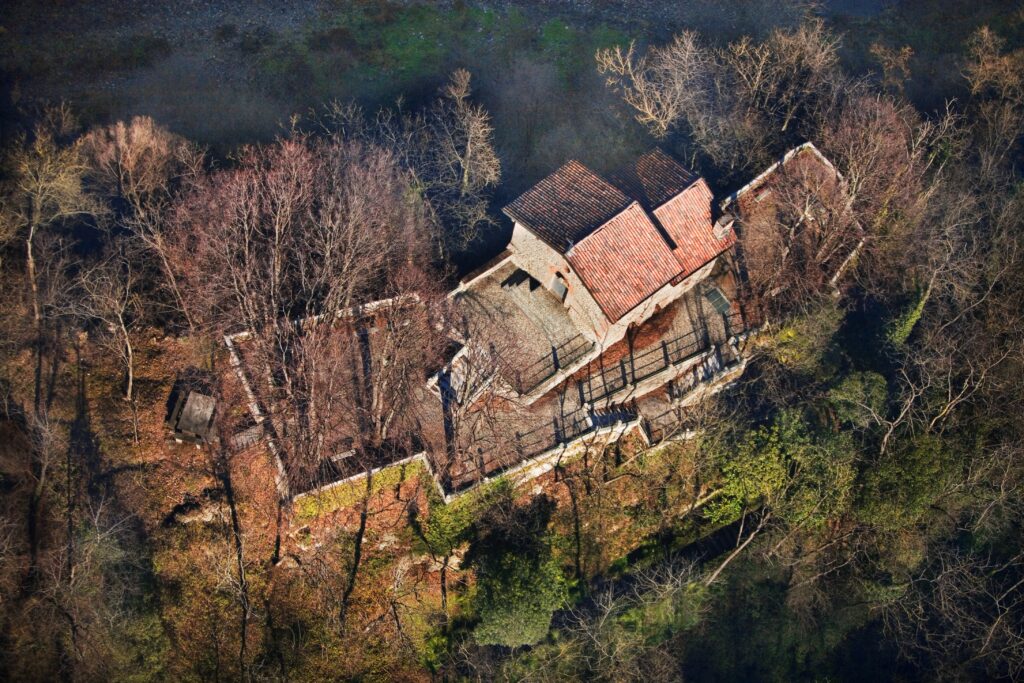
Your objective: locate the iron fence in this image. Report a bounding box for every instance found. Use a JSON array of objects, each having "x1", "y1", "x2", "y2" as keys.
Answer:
[
  {"x1": 446, "y1": 401, "x2": 640, "y2": 494},
  {"x1": 500, "y1": 334, "x2": 594, "y2": 395},
  {"x1": 578, "y1": 328, "x2": 710, "y2": 404}
]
